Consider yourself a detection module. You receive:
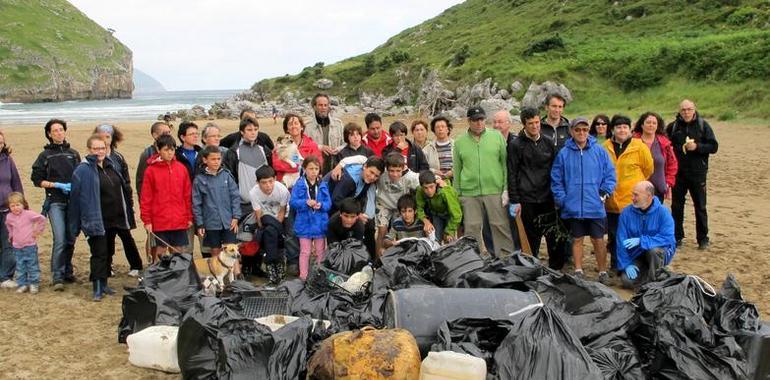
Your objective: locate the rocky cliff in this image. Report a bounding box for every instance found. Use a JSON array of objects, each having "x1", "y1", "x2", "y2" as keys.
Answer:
[{"x1": 0, "y1": 0, "x2": 133, "y2": 103}]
